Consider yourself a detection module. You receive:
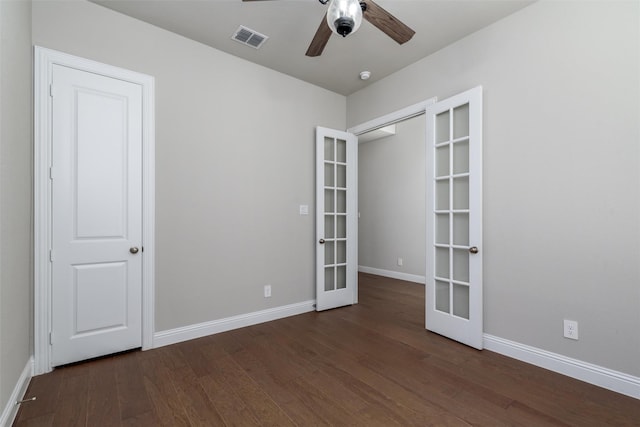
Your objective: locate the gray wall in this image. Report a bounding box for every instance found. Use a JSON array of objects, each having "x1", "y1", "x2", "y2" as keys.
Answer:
[
  {"x1": 0, "y1": 0, "x2": 33, "y2": 411},
  {"x1": 32, "y1": 0, "x2": 346, "y2": 331},
  {"x1": 348, "y1": 0, "x2": 640, "y2": 376},
  {"x1": 358, "y1": 116, "x2": 426, "y2": 279}
]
